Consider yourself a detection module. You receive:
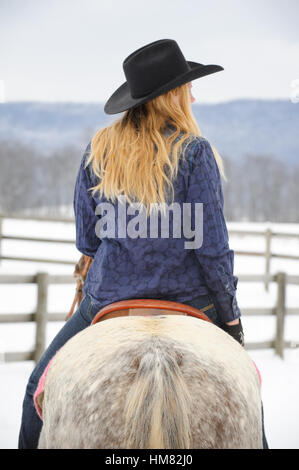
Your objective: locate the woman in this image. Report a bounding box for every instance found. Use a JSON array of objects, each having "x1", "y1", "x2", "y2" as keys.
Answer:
[{"x1": 19, "y1": 38, "x2": 261, "y2": 449}]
